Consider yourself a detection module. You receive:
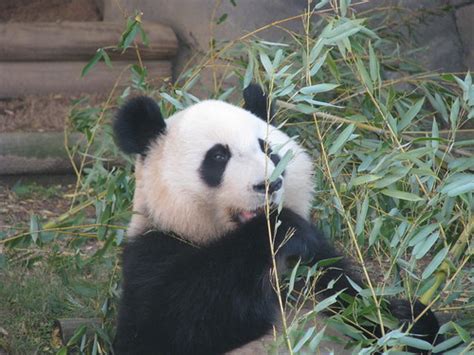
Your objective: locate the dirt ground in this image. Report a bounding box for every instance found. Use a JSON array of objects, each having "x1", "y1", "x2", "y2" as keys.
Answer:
[
  {"x1": 0, "y1": 94, "x2": 106, "y2": 132},
  {"x1": 0, "y1": 176, "x2": 77, "y2": 230},
  {"x1": 0, "y1": 0, "x2": 102, "y2": 22}
]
